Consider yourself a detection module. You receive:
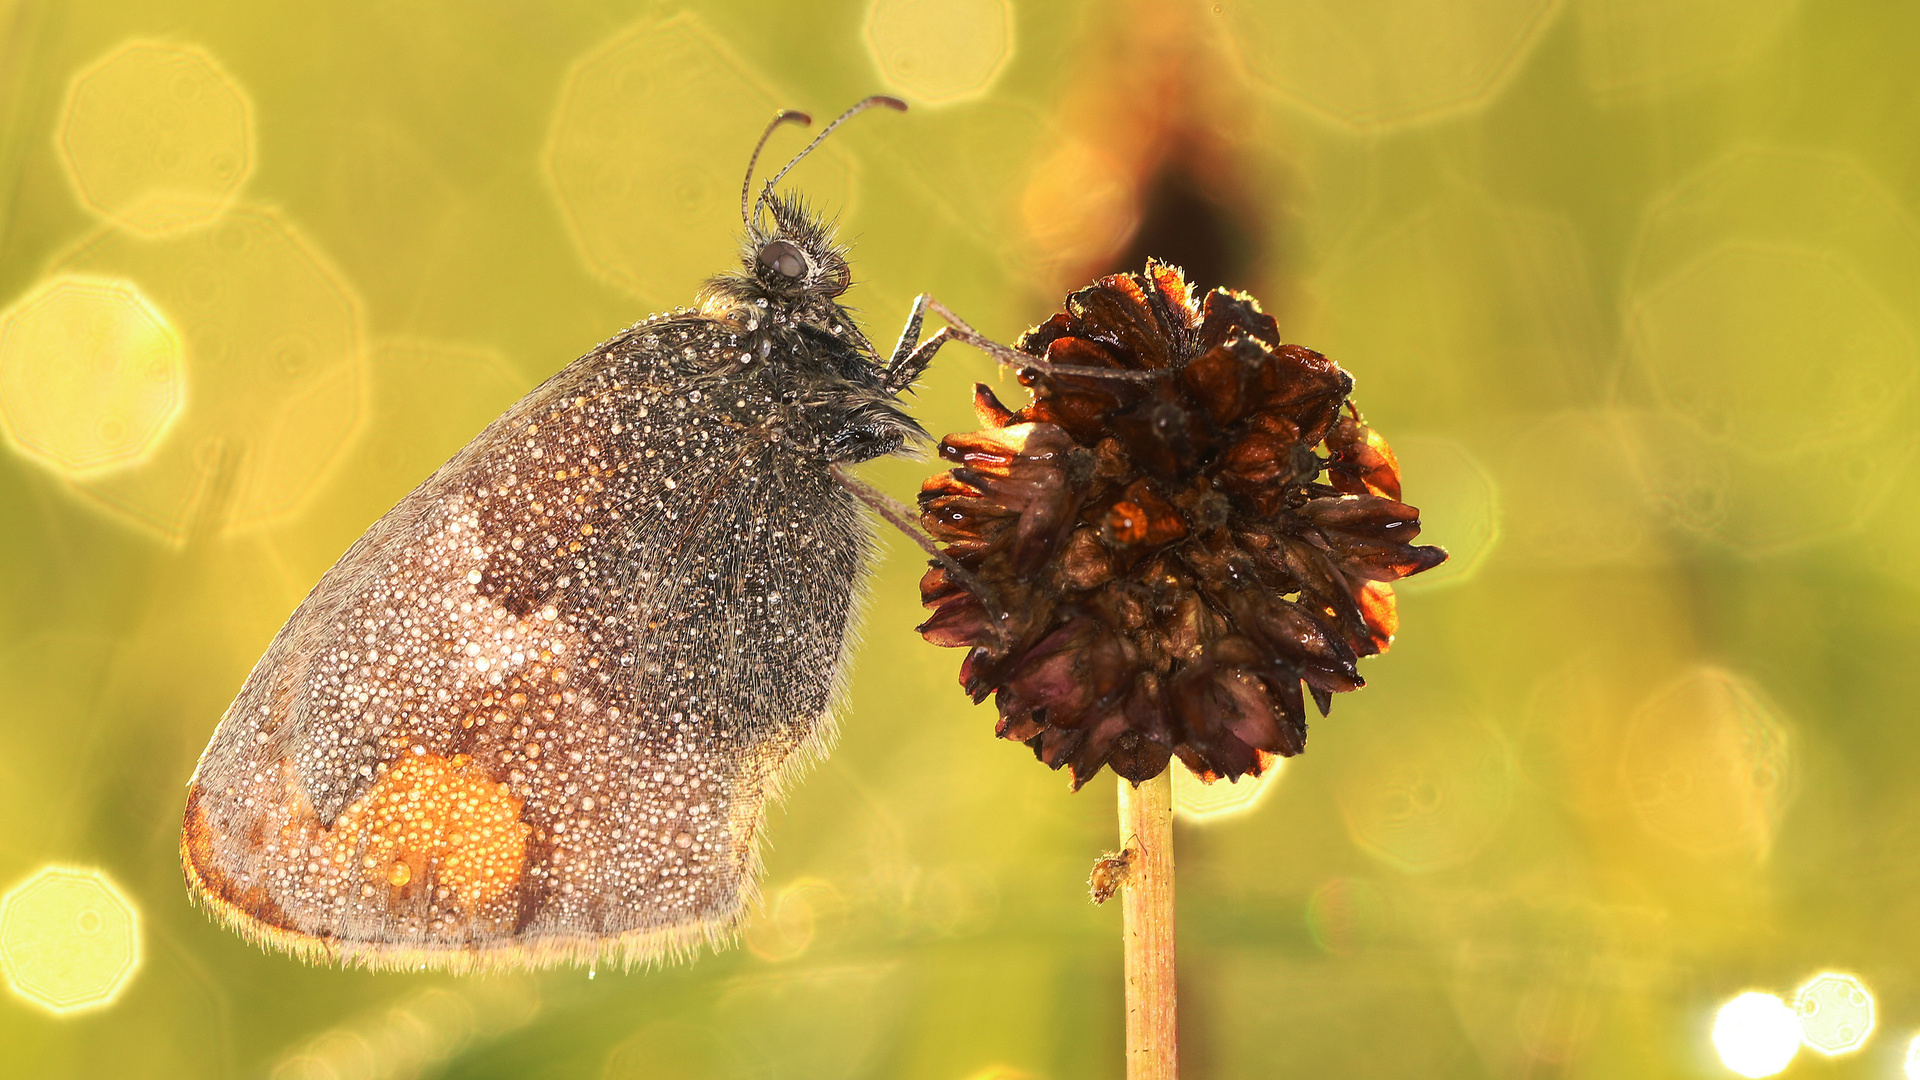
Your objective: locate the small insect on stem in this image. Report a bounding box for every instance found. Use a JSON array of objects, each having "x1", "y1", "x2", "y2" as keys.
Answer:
[{"x1": 1088, "y1": 848, "x2": 1132, "y2": 906}]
